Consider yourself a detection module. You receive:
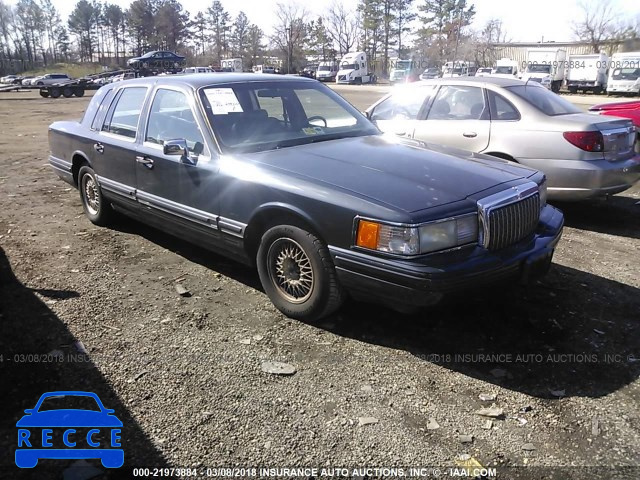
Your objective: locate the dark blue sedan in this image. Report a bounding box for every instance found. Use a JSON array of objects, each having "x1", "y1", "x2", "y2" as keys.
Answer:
[{"x1": 48, "y1": 74, "x2": 563, "y2": 321}]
